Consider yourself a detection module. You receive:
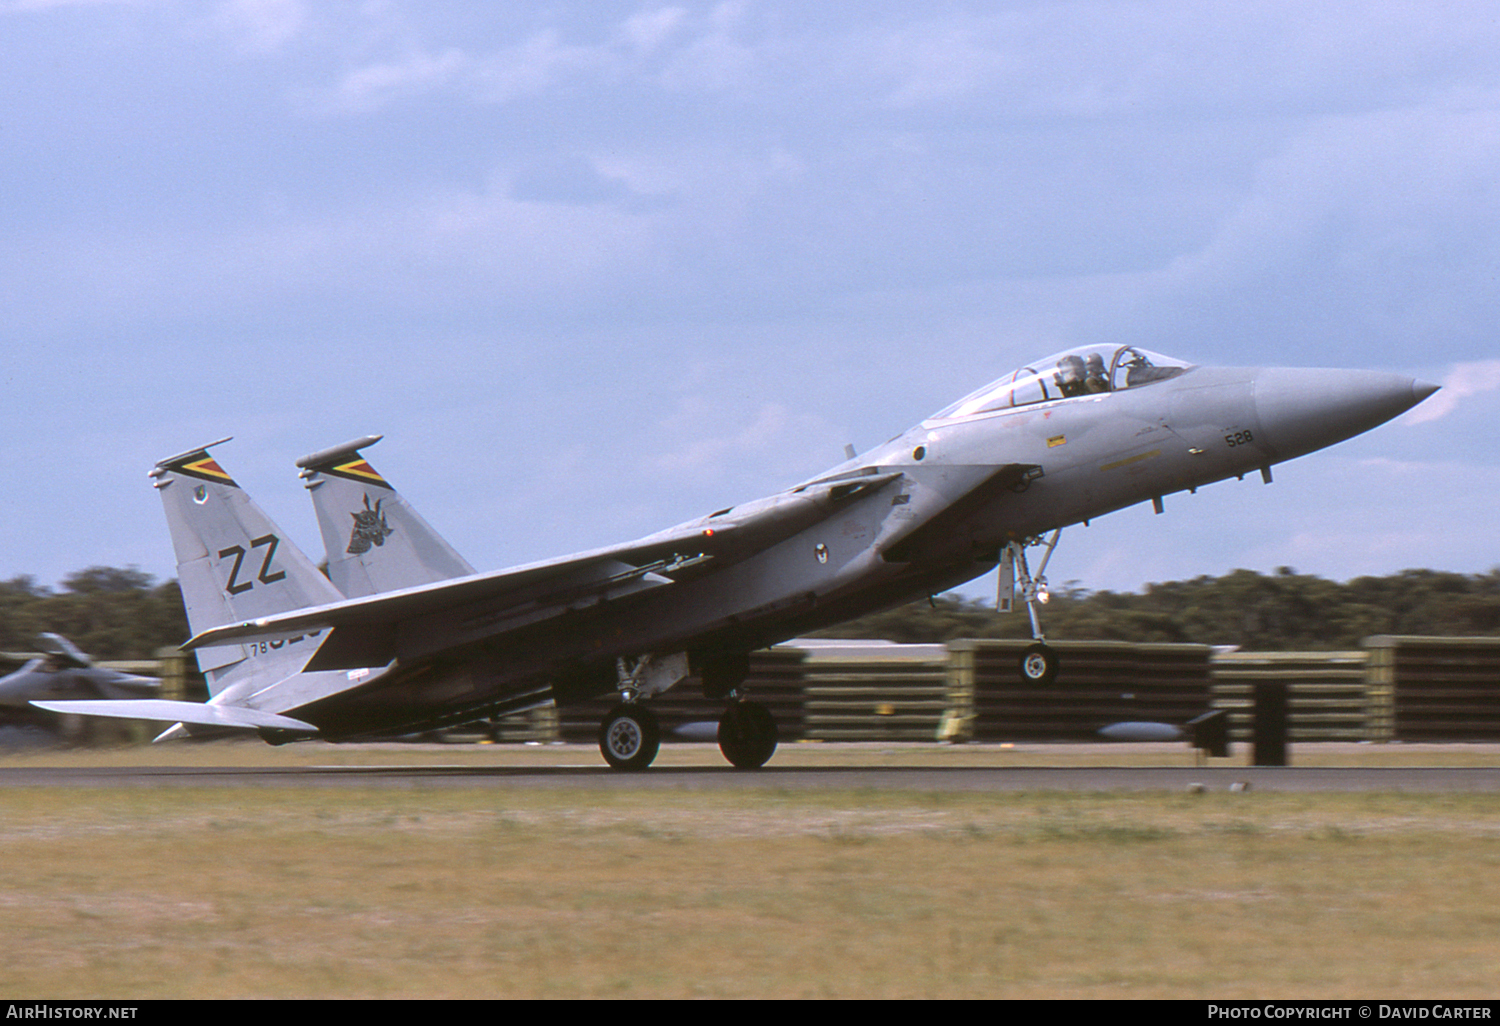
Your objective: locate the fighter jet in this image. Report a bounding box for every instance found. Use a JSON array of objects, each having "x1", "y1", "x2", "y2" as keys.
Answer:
[
  {"x1": 1, "y1": 633, "x2": 160, "y2": 722},
  {"x1": 37, "y1": 344, "x2": 1437, "y2": 769}
]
